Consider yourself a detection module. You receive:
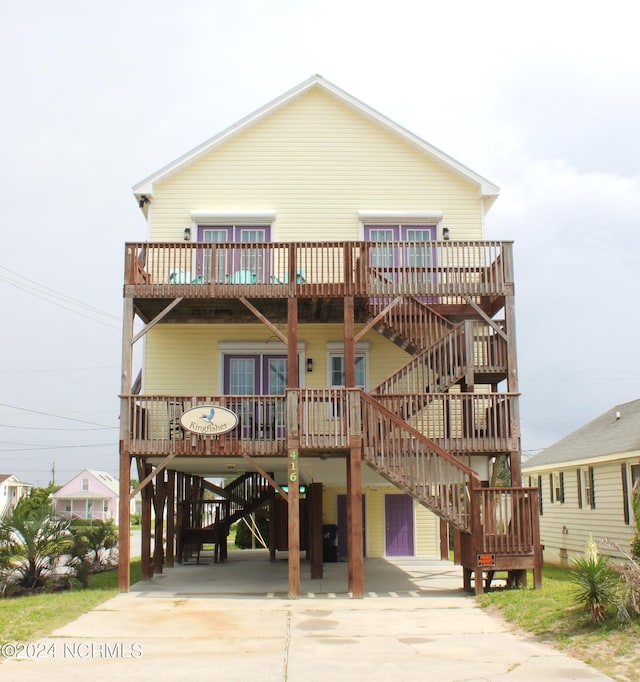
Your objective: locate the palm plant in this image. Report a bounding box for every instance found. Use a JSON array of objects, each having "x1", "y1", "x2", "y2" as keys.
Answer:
[
  {"x1": 0, "y1": 504, "x2": 73, "y2": 593},
  {"x1": 570, "y1": 536, "x2": 618, "y2": 623},
  {"x1": 70, "y1": 519, "x2": 118, "y2": 567}
]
